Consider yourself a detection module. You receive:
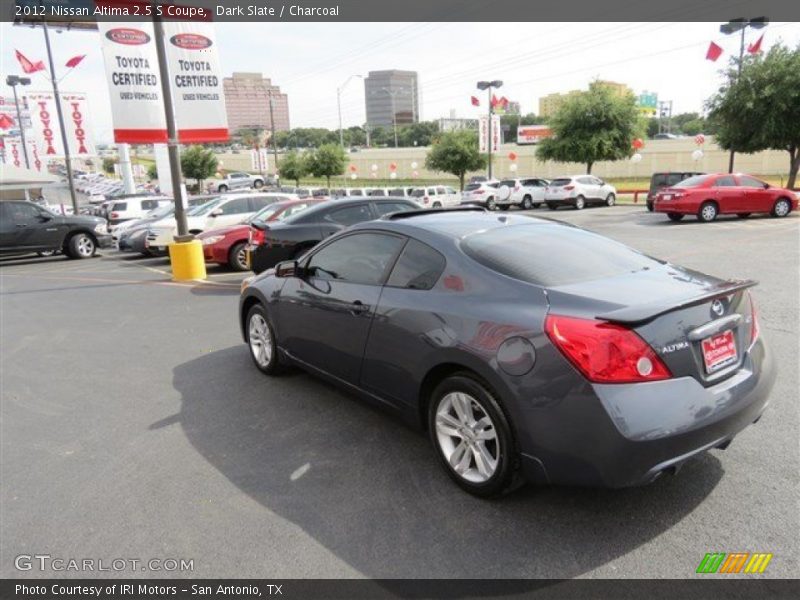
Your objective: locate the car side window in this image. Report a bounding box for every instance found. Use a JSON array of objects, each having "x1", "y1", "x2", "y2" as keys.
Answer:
[
  {"x1": 578, "y1": 177, "x2": 592, "y2": 185},
  {"x1": 436, "y1": 187, "x2": 446, "y2": 195},
  {"x1": 374, "y1": 202, "x2": 415, "y2": 216},
  {"x1": 112, "y1": 202, "x2": 127, "y2": 211},
  {"x1": 386, "y1": 239, "x2": 446, "y2": 290},
  {"x1": 248, "y1": 197, "x2": 272, "y2": 211},
  {"x1": 715, "y1": 176, "x2": 738, "y2": 187},
  {"x1": 446, "y1": 187, "x2": 457, "y2": 194},
  {"x1": 7, "y1": 203, "x2": 42, "y2": 222},
  {"x1": 219, "y1": 197, "x2": 252, "y2": 214},
  {"x1": 326, "y1": 204, "x2": 374, "y2": 226},
  {"x1": 739, "y1": 176, "x2": 765, "y2": 188},
  {"x1": 306, "y1": 233, "x2": 405, "y2": 285}
]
